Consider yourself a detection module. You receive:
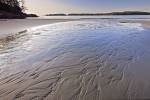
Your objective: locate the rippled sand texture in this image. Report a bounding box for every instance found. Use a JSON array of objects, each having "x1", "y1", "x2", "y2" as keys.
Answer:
[{"x1": 0, "y1": 20, "x2": 150, "y2": 100}]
